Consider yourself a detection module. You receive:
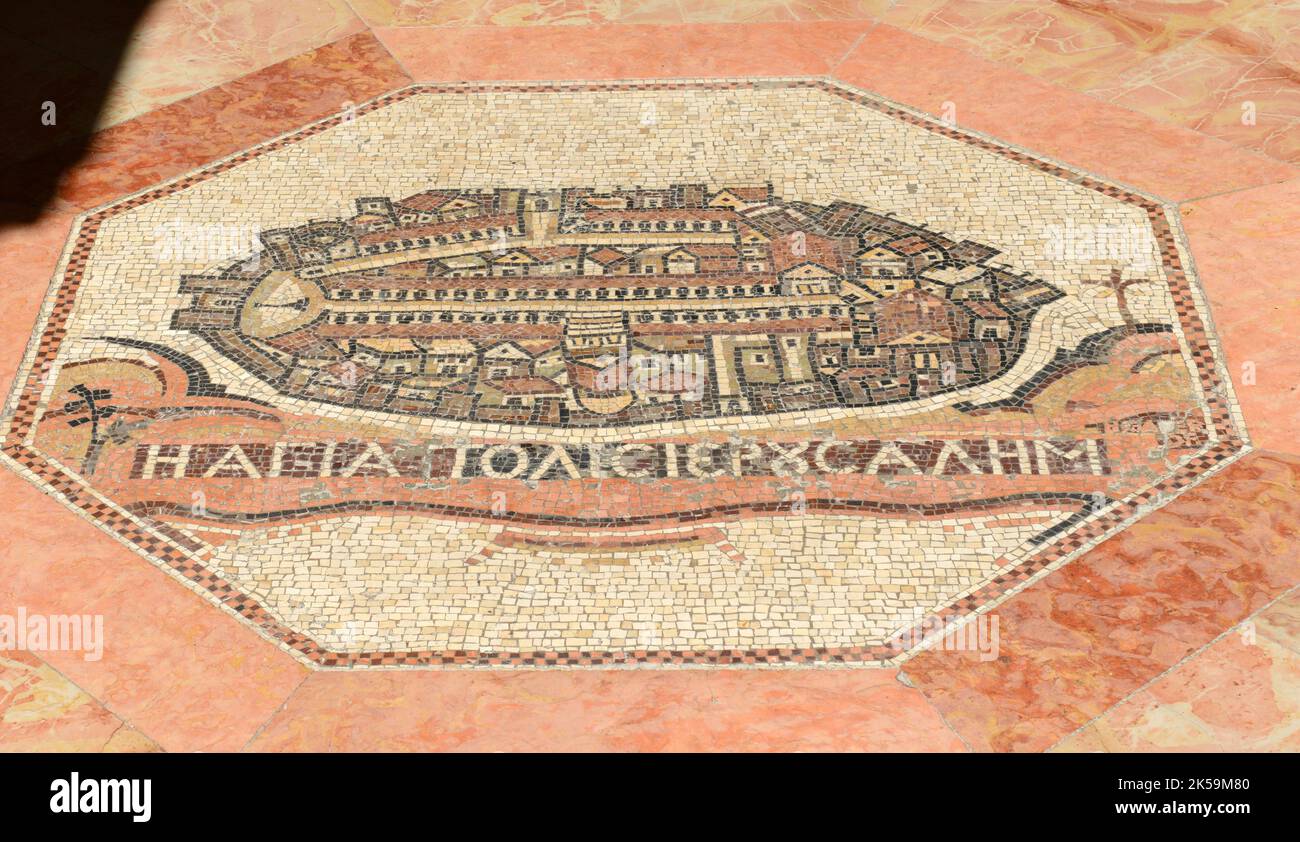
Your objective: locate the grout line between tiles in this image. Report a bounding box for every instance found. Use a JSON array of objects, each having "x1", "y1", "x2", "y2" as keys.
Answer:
[
  {"x1": 359, "y1": 18, "x2": 419, "y2": 84},
  {"x1": 902, "y1": 673, "x2": 978, "y2": 752},
  {"x1": 241, "y1": 671, "x2": 313, "y2": 753},
  {"x1": 114, "y1": 24, "x2": 377, "y2": 133},
  {"x1": 1175, "y1": 173, "x2": 1300, "y2": 206},
  {"x1": 98, "y1": 720, "x2": 131, "y2": 752},
  {"x1": 3, "y1": 650, "x2": 166, "y2": 753},
  {"x1": 828, "y1": 23, "x2": 880, "y2": 76}
]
